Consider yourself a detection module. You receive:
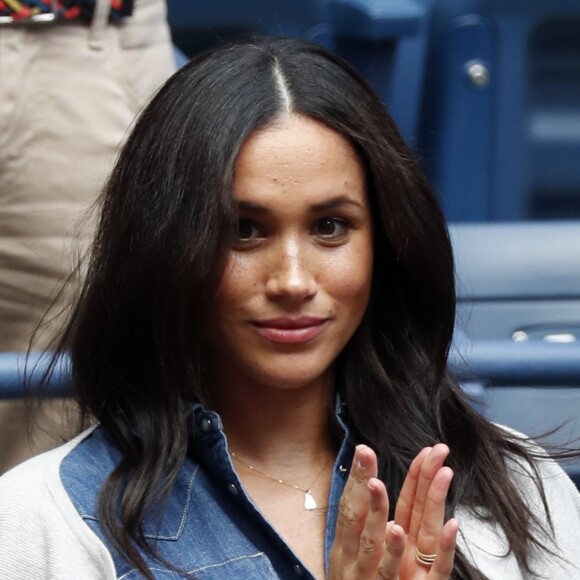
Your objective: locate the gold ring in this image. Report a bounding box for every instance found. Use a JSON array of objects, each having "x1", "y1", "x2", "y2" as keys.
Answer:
[{"x1": 415, "y1": 547, "x2": 437, "y2": 566}]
